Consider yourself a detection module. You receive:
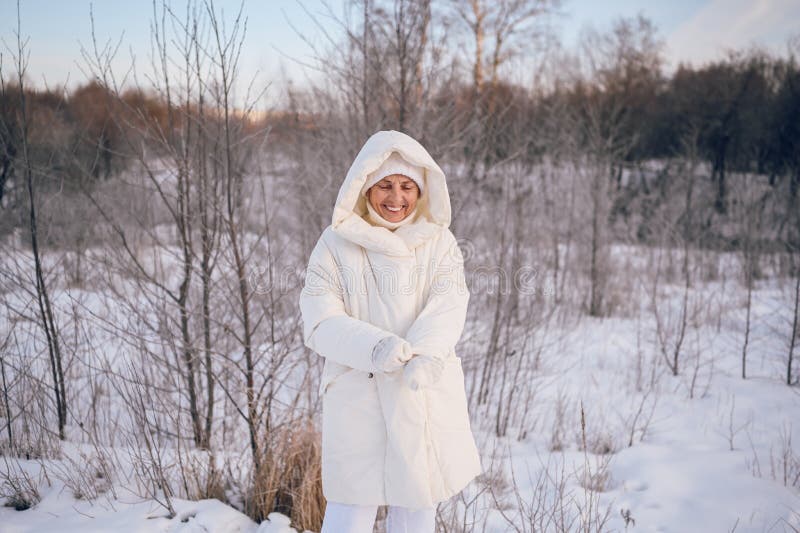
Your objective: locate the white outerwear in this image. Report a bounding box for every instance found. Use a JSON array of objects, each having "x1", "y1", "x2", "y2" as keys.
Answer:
[{"x1": 299, "y1": 130, "x2": 482, "y2": 510}]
